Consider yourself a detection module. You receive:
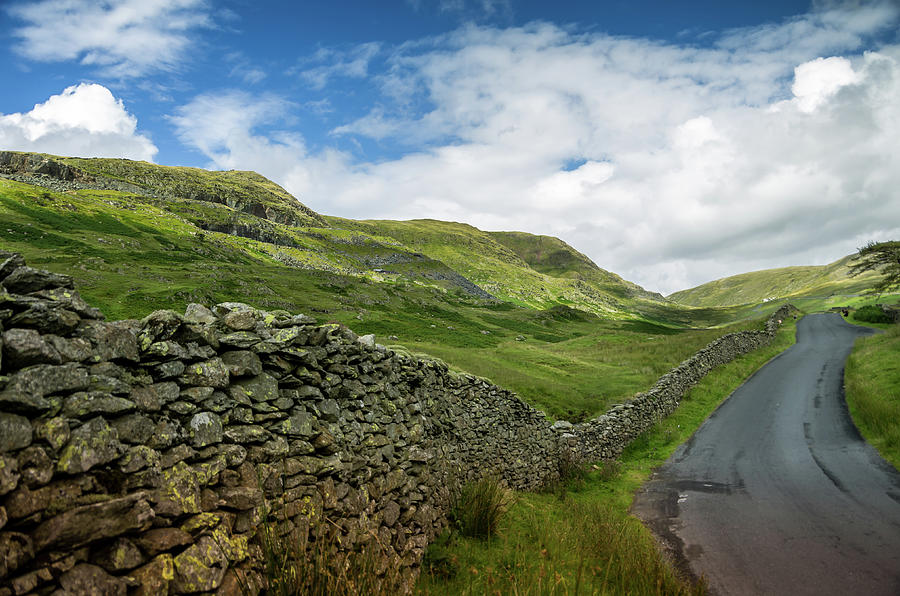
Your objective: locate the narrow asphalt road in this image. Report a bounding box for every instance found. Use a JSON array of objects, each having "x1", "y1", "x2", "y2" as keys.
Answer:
[{"x1": 632, "y1": 313, "x2": 900, "y2": 596}]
